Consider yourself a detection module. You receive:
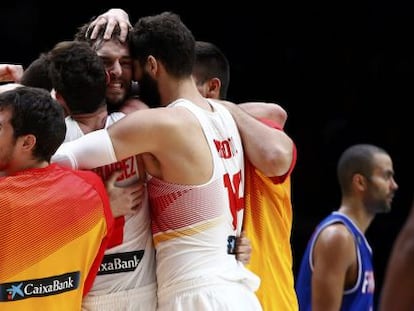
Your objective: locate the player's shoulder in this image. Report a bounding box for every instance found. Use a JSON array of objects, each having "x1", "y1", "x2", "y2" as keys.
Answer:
[
  {"x1": 57, "y1": 165, "x2": 102, "y2": 185},
  {"x1": 317, "y1": 222, "x2": 354, "y2": 249}
]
